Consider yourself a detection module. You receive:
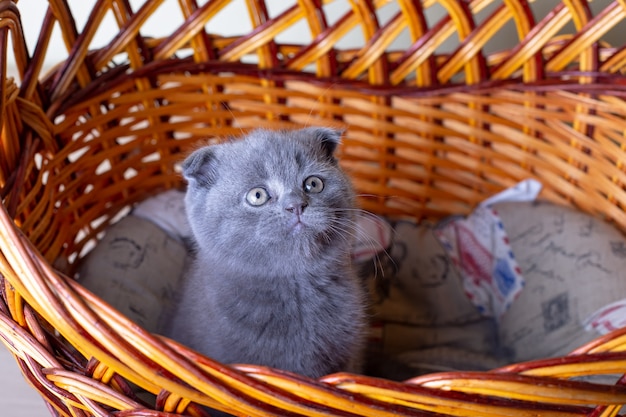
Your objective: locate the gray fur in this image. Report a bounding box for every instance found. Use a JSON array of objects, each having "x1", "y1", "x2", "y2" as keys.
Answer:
[{"x1": 164, "y1": 128, "x2": 367, "y2": 378}]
